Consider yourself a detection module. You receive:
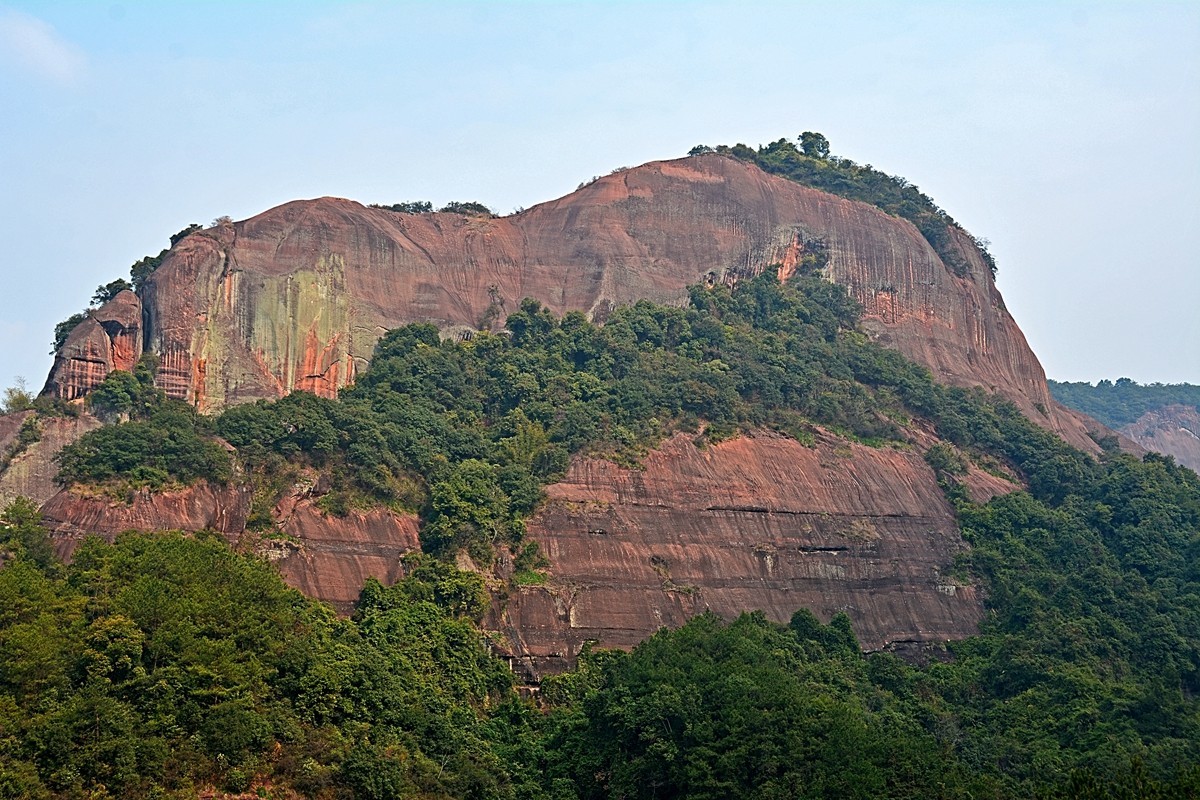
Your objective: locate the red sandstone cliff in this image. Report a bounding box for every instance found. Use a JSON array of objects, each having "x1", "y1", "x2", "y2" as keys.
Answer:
[
  {"x1": 97, "y1": 154, "x2": 1096, "y2": 451},
  {"x1": 36, "y1": 427, "x2": 1014, "y2": 673},
  {"x1": 26, "y1": 152, "x2": 1093, "y2": 673},
  {"x1": 498, "y1": 431, "x2": 1001, "y2": 674},
  {"x1": 43, "y1": 290, "x2": 142, "y2": 401}
]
